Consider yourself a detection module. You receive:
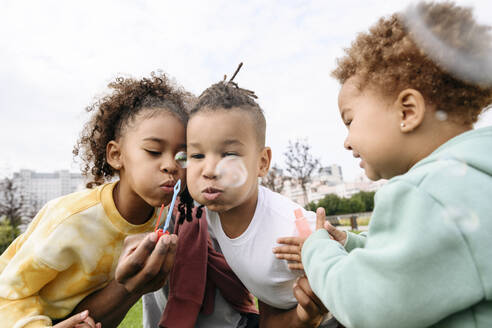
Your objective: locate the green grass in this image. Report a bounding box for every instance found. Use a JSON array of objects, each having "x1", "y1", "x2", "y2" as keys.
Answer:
[
  {"x1": 117, "y1": 296, "x2": 258, "y2": 327},
  {"x1": 118, "y1": 298, "x2": 142, "y2": 328},
  {"x1": 339, "y1": 216, "x2": 371, "y2": 226}
]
